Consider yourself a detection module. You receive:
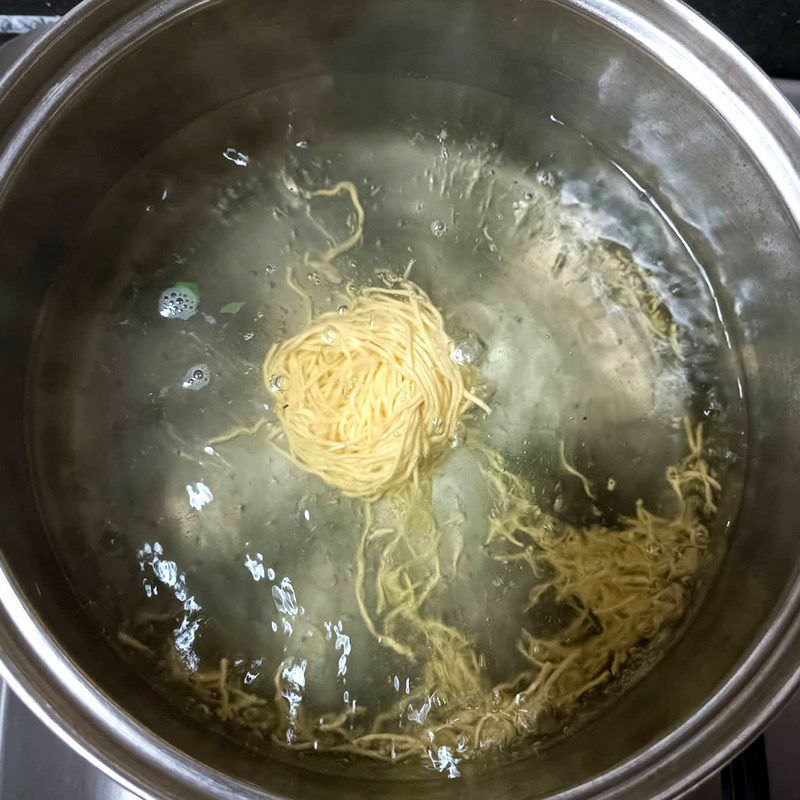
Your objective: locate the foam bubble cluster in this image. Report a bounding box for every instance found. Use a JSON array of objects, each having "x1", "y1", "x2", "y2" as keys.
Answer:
[{"x1": 159, "y1": 286, "x2": 198, "y2": 320}]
